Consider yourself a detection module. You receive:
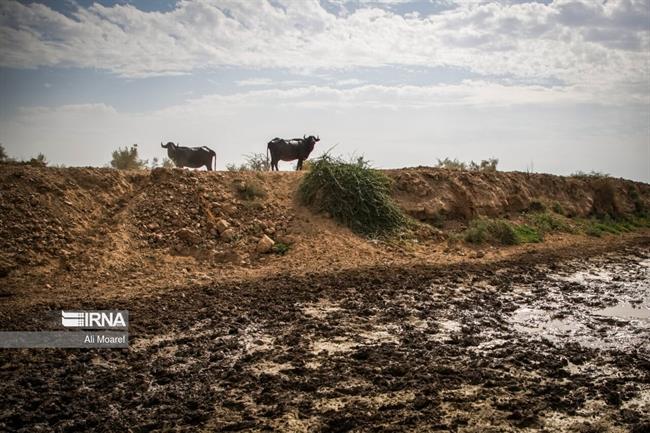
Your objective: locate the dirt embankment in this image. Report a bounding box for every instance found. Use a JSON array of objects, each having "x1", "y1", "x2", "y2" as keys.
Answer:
[
  {"x1": 0, "y1": 164, "x2": 648, "y2": 304},
  {"x1": 390, "y1": 167, "x2": 648, "y2": 222}
]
